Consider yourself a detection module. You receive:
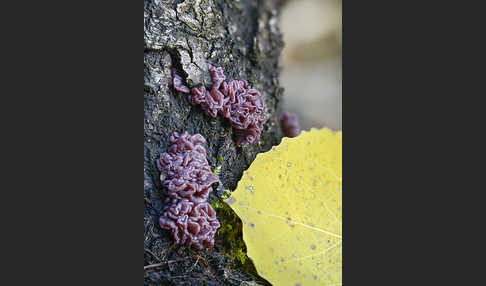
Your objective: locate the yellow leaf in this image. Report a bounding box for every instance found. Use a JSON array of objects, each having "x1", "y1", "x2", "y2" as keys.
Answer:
[{"x1": 226, "y1": 128, "x2": 342, "y2": 286}]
